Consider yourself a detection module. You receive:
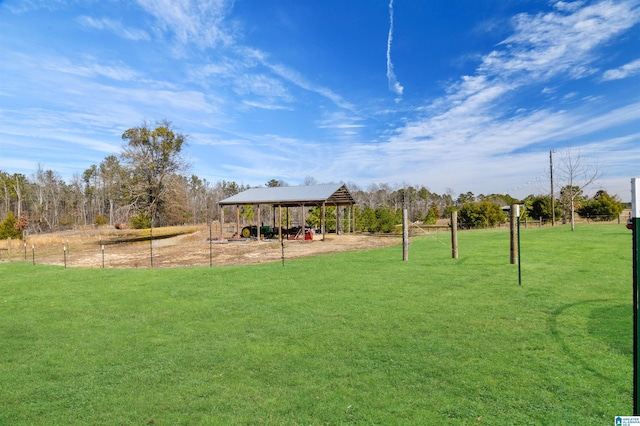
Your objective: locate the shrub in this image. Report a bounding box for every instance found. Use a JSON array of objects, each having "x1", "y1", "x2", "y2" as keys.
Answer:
[
  {"x1": 0, "y1": 212, "x2": 23, "y2": 239},
  {"x1": 94, "y1": 215, "x2": 108, "y2": 226},
  {"x1": 376, "y1": 206, "x2": 397, "y2": 233},
  {"x1": 423, "y1": 206, "x2": 440, "y2": 225},
  {"x1": 577, "y1": 190, "x2": 625, "y2": 221},
  {"x1": 458, "y1": 201, "x2": 506, "y2": 228},
  {"x1": 130, "y1": 212, "x2": 151, "y2": 229}
]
